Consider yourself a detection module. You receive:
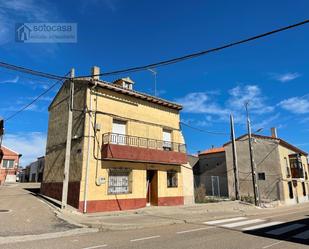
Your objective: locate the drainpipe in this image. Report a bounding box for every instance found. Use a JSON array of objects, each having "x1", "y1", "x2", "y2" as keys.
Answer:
[{"x1": 83, "y1": 84, "x2": 96, "y2": 213}]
